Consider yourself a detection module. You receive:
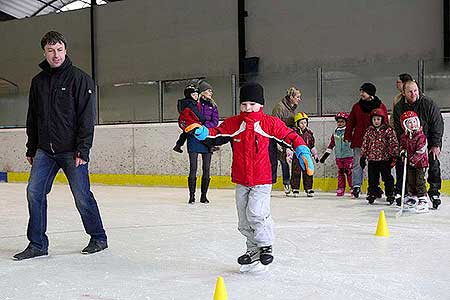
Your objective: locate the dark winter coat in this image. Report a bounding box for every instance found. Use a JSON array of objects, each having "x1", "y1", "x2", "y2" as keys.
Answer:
[
  {"x1": 26, "y1": 56, "x2": 96, "y2": 162},
  {"x1": 361, "y1": 124, "x2": 399, "y2": 161},
  {"x1": 400, "y1": 128, "x2": 429, "y2": 168},
  {"x1": 393, "y1": 95, "x2": 444, "y2": 148},
  {"x1": 344, "y1": 96, "x2": 388, "y2": 148}
]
